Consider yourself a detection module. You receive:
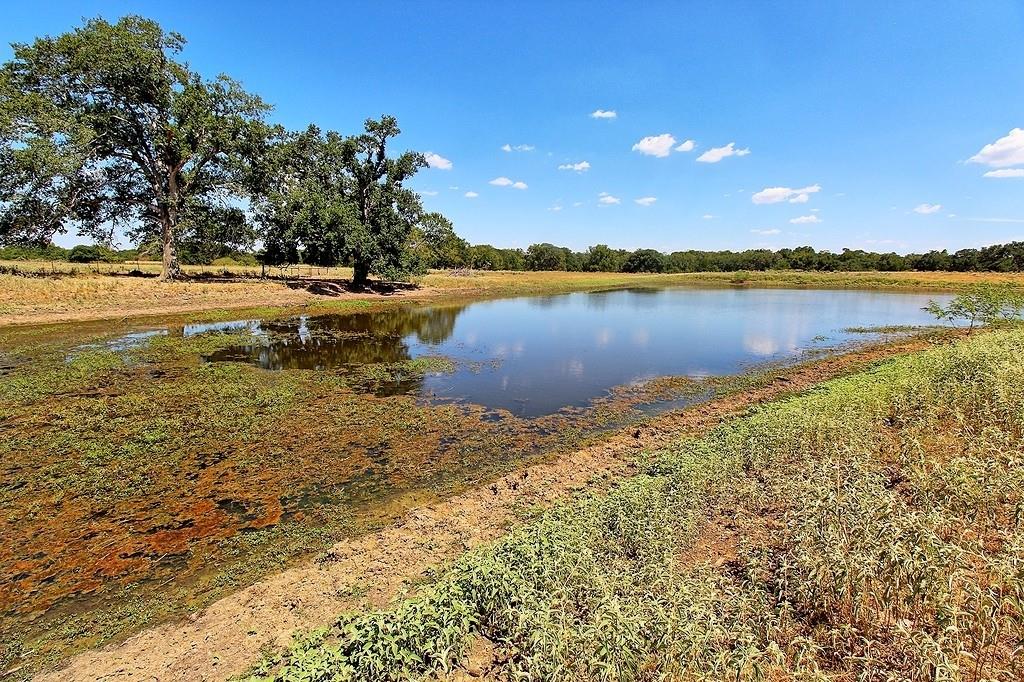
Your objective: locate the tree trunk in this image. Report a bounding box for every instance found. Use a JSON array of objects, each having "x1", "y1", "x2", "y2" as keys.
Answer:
[
  {"x1": 160, "y1": 215, "x2": 182, "y2": 280},
  {"x1": 159, "y1": 173, "x2": 182, "y2": 281},
  {"x1": 352, "y1": 261, "x2": 370, "y2": 289}
]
